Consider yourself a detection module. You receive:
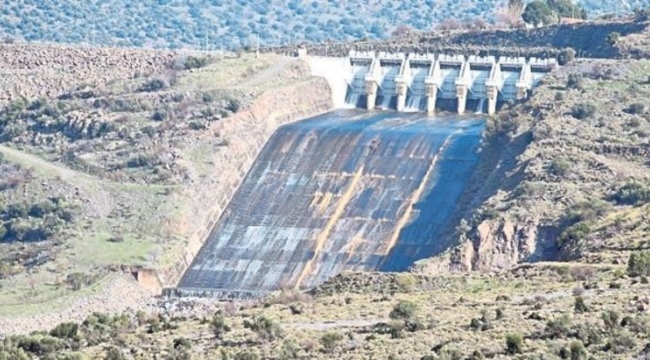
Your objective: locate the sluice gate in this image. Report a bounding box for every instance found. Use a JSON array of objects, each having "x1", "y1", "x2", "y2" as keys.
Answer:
[{"x1": 343, "y1": 50, "x2": 556, "y2": 114}]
